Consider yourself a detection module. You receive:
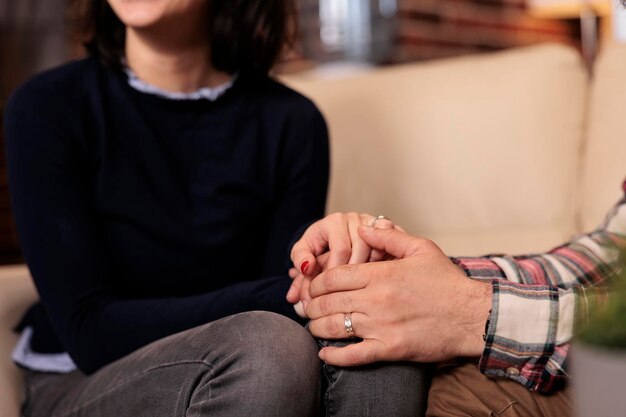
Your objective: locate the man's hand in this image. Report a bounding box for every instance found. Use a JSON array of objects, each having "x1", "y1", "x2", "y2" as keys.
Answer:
[{"x1": 306, "y1": 226, "x2": 493, "y2": 366}]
